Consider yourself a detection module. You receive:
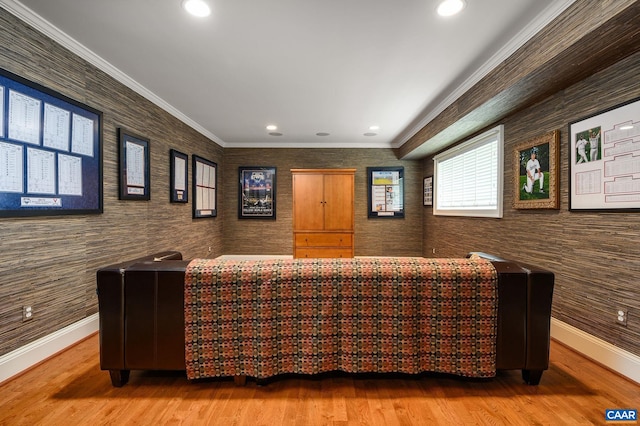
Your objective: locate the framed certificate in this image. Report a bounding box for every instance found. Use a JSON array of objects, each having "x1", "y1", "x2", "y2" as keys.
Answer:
[
  {"x1": 170, "y1": 149, "x2": 188, "y2": 203},
  {"x1": 0, "y1": 67, "x2": 103, "y2": 217},
  {"x1": 192, "y1": 155, "x2": 217, "y2": 218},
  {"x1": 118, "y1": 128, "x2": 150, "y2": 201},
  {"x1": 423, "y1": 176, "x2": 433, "y2": 206}
]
